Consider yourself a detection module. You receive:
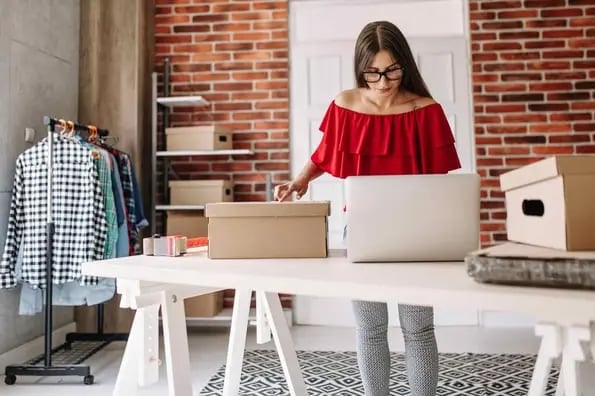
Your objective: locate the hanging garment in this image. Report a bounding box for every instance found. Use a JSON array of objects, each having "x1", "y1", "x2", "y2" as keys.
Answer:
[
  {"x1": 0, "y1": 135, "x2": 107, "y2": 289},
  {"x1": 119, "y1": 154, "x2": 141, "y2": 255},
  {"x1": 92, "y1": 144, "x2": 133, "y2": 258},
  {"x1": 110, "y1": 153, "x2": 126, "y2": 229},
  {"x1": 90, "y1": 144, "x2": 118, "y2": 259},
  {"x1": 16, "y1": 241, "x2": 115, "y2": 315},
  {"x1": 19, "y1": 279, "x2": 116, "y2": 315},
  {"x1": 76, "y1": 136, "x2": 118, "y2": 259},
  {"x1": 16, "y1": 138, "x2": 134, "y2": 312},
  {"x1": 17, "y1": 139, "x2": 120, "y2": 313},
  {"x1": 130, "y1": 165, "x2": 149, "y2": 234},
  {"x1": 95, "y1": 144, "x2": 139, "y2": 255},
  {"x1": 110, "y1": 160, "x2": 130, "y2": 258}
]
